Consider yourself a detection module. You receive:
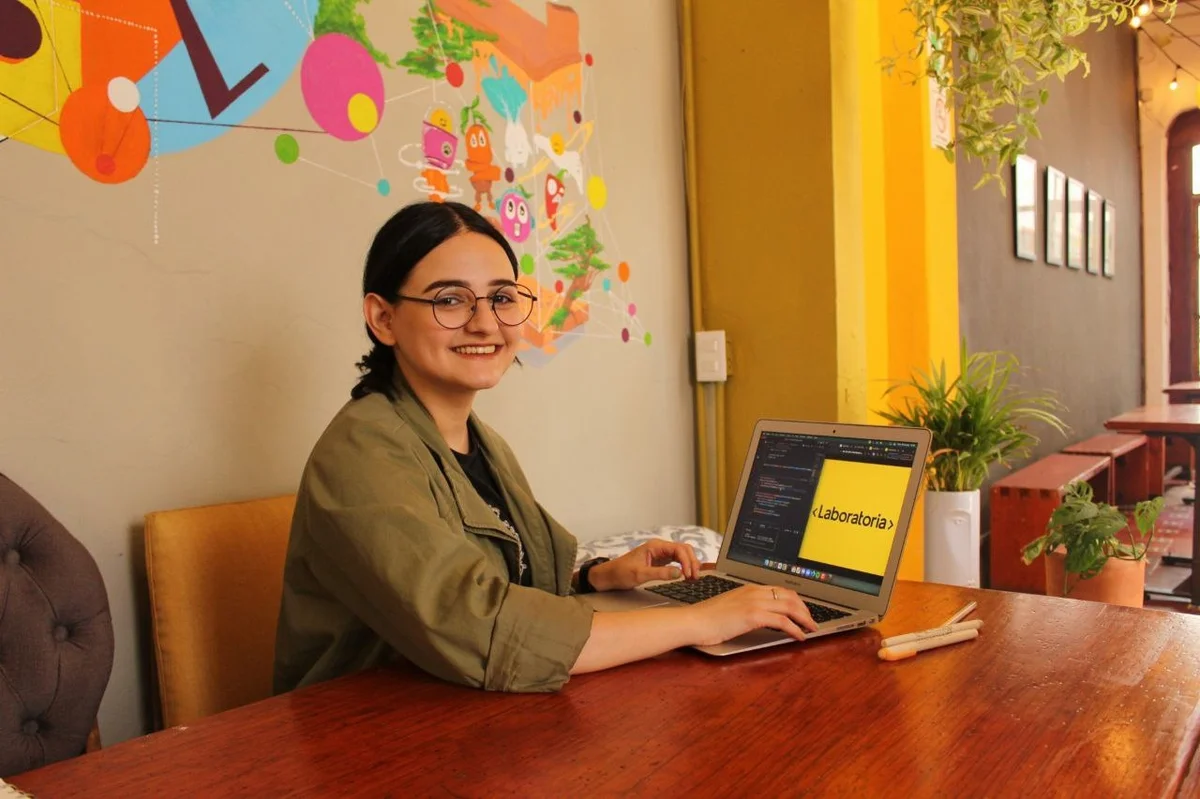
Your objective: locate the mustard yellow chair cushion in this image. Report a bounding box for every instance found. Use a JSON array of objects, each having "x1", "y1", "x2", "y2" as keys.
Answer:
[{"x1": 145, "y1": 494, "x2": 294, "y2": 728}]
